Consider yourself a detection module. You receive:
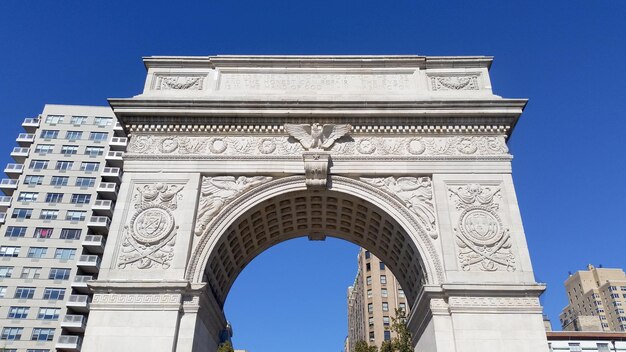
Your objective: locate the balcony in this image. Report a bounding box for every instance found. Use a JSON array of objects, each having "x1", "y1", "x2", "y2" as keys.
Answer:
[
  {"x1": 92, "y1": 199, "x2": 114, "y2": 217},
  {"x1": 0, "y1": 196, "x2": 11, "y2": 210},
  {"x1": 16, "y1": 133, "x2": 35, "y2": 146},
  {"x1": 61, "y1": 314, "x2": 87, "y2": 333},
  {"x1": 113, "y1": 121, "x2": 125, "y2": 136},
  {"x1": 105, "y1": 151, "x2": 124, "y2": 167},
  {"x1": 4, "y1": 163, "x2": 24, "y2": 178},
  {"x1": 71, "y1": 275, "x2": 93, "y2": 293},
  {"x1": 56, "y1": 335, "x2": 82, "y2": 351},
  {"x1": 87, "y1": 216, "x2": 110, "y2": 234},
  {"x1": 101, "y1": 167, "x2": 122, "y2": 182},
  {"x1": 109, "y1": 137, "x2": 128, "y2": 151},
  {"x1": 10, "y1": 147, "x2": 29, "y2": 163},
  {"x1": 77, "y1": 255, "x2": 101, "y2": 273},
  {"x1": 22, "y1": 117, "x2": 40, "y2": 132},
  {"x1": 97, "y1": 182, "x2": 118, "y2": 200},
  {"x1": 0, "y1": 212, "x2": 5, "y2": 224},
  {"x1": 82, "y1": 235, "x2": 105, "y2": 253},
  {"x1": 66, "y1": 294, "x2": 90, "y2": 313},
  {"x1": 0, "y1": 178, "x2": 18, "y2": 195}
]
